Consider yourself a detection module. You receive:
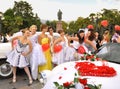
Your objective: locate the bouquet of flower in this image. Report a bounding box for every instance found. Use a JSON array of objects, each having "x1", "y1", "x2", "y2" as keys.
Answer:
[
  {"x1": 54, "y1": 73, "x2": 102, "y2": 89},
  {"x1": 54, "y1": 81, "x2": 74, "y2": 89},
  {"x1": 74, "y1": 73, "x2": 102, "y2": 89},
  {"x1": 80, "y1": 53, "x2": 102, "y2": 61}
]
